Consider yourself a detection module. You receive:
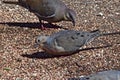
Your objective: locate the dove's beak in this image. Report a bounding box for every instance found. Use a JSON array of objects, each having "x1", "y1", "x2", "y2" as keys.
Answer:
[
  {"x1": 34, "y1": 43, "x2": 40, "y2": 48},
  {"x1": 72, "y1": 20, "x2": 75, "y2": 26},
  {"x1": 33, "y1": 41, "x2": 40, "y2": 48}
]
